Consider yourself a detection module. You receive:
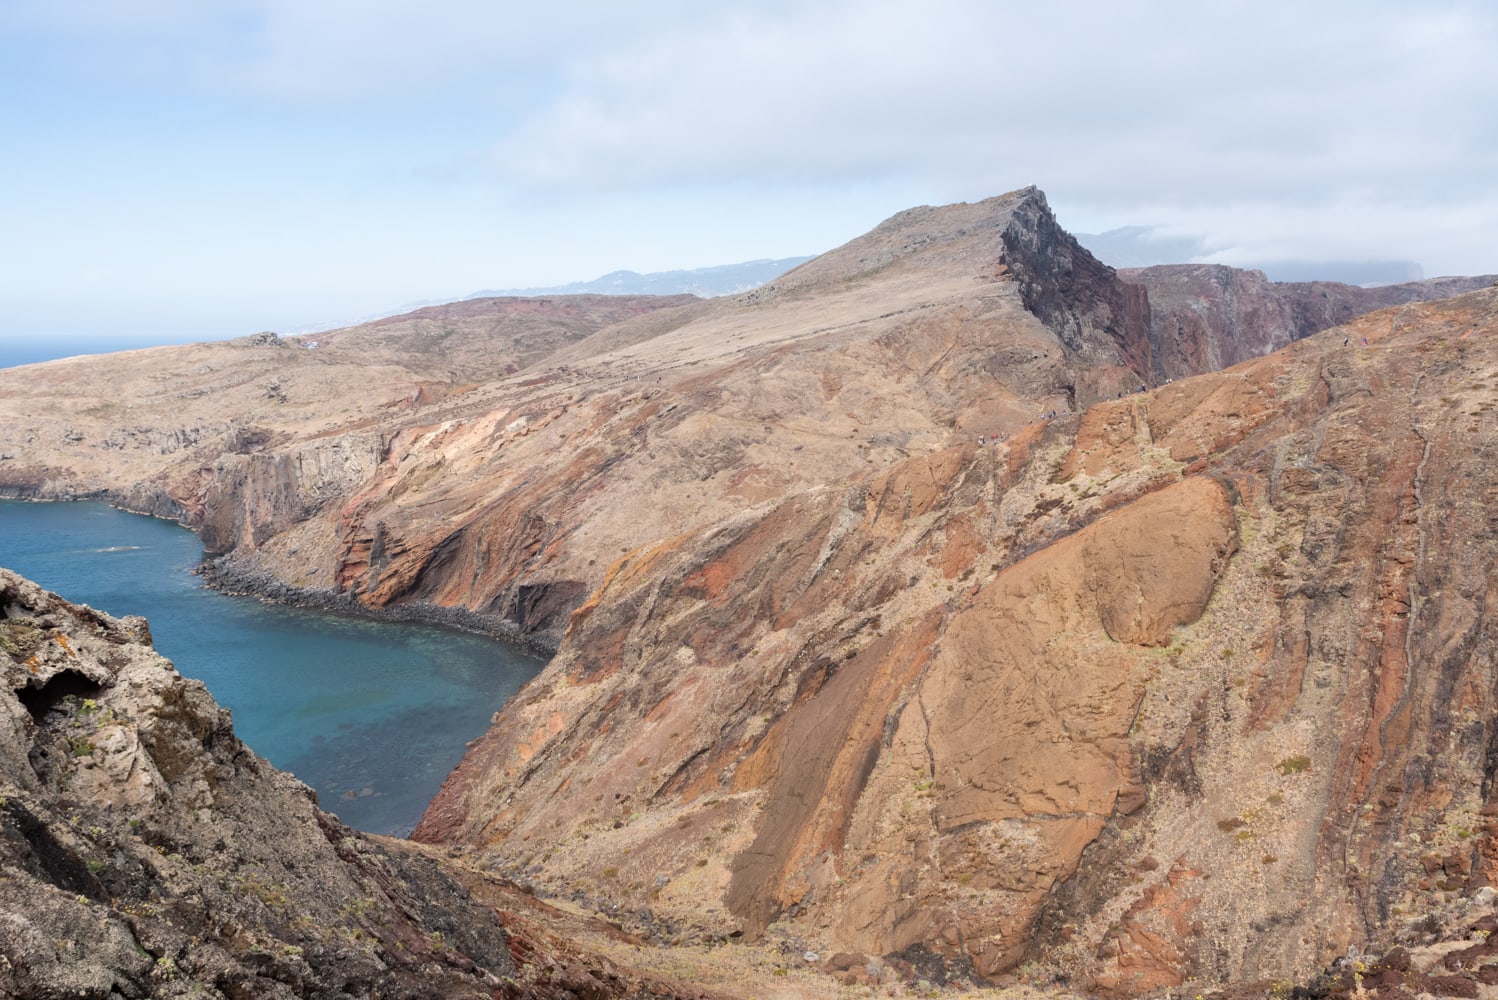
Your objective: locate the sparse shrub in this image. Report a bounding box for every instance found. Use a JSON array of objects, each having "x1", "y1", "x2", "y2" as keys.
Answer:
[{"x1": 1276, "y1": 755, "x2": 1312, "y2": 776}]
